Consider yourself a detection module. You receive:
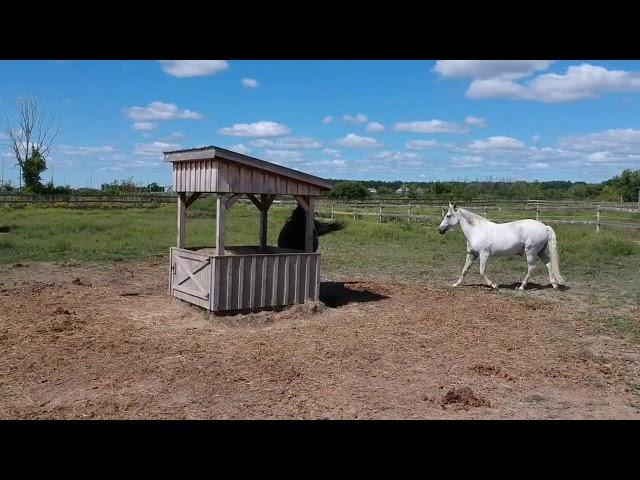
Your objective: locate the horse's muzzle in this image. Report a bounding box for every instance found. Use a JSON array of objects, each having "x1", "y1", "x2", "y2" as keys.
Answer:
[{"x1": 438, "y1": 226, "x2": 447, "y2": 234}]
